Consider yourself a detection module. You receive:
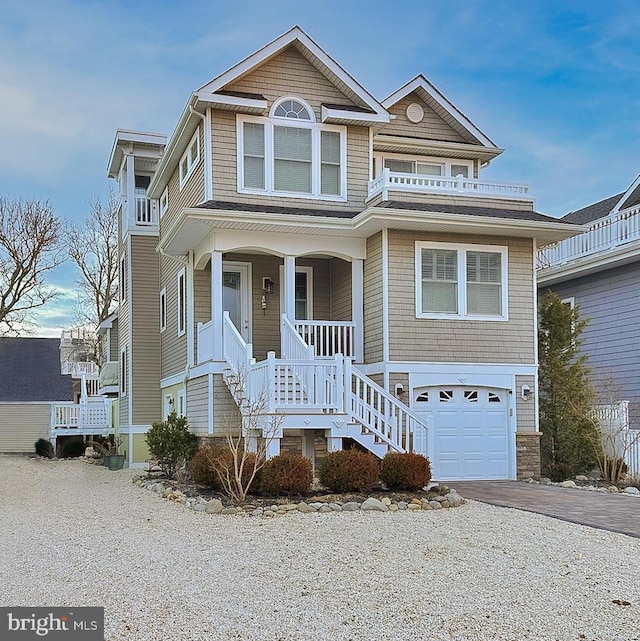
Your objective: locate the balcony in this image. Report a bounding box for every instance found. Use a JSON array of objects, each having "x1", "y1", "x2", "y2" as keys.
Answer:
[
  {"x1": 120, "y1": 193, "x2": 158, "y2": 230},
  {"x1": 367, "y1": 168, "x2": 531, "y2": 203},
  {"x1": 537, "y1": 206, "x2": 640, "y2": 275},
  {"x1": 61, "y1": 361, "x2": 99, "y2": 377}
]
